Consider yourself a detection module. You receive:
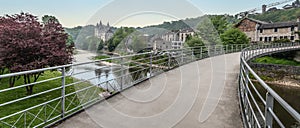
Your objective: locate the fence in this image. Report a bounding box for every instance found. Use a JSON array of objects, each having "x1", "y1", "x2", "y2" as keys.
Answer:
[
  {"x1": 0, "y1": 43, "x2": 267, "y2": 128},
  {"x1": 239, "y1": 42, "x2": 300, "y2": 128}
]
